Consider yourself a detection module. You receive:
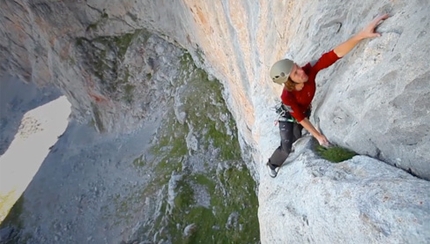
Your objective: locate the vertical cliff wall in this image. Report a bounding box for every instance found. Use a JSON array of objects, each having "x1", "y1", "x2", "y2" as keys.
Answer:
[
  {"x1": 1, "y1": 0, "x2": 429, "y2": 179},
  {"x1": 176, "y1": 0, "x2": 430, "y2": 180},
  {"x1": 1, "y1": 0, "x2": 430, "y2": 242}
]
